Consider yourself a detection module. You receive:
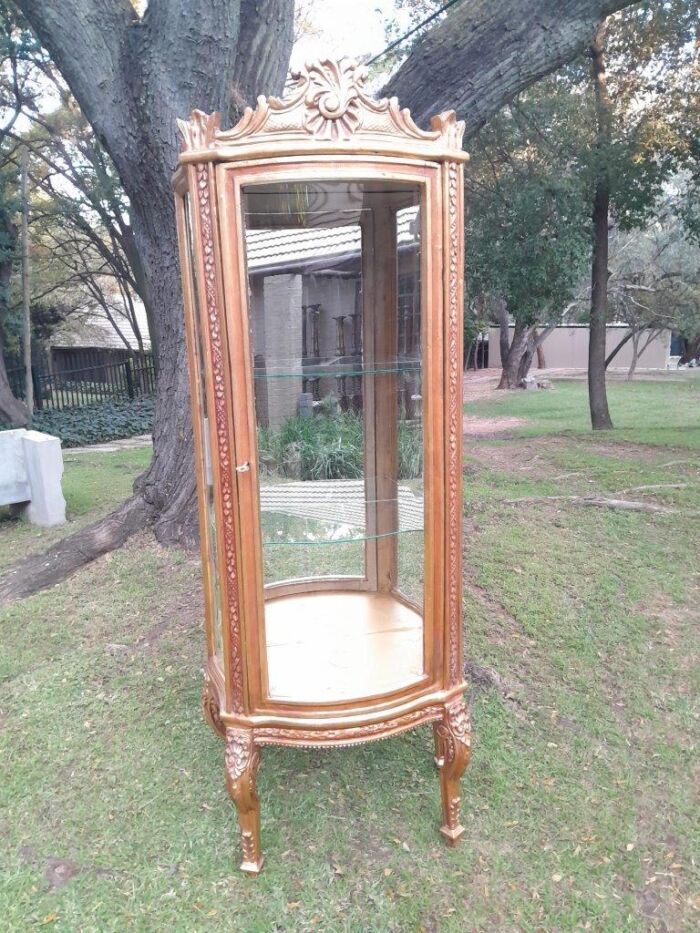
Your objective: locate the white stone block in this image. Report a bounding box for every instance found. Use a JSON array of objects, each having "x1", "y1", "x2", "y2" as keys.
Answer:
[
  {"x1": 21, "y1": 430, "x2": 67, "y2": 526},
  {"x1": 0, "y1": 428, "x2": 31, "y2": 505}
]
